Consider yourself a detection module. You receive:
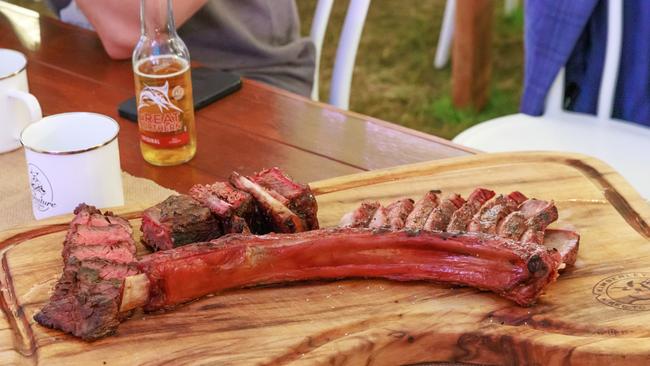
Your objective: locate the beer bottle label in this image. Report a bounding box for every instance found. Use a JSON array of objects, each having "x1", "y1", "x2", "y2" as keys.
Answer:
[{"x1": 135, "y1": 61, "x2": 192, "y2": 149}]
